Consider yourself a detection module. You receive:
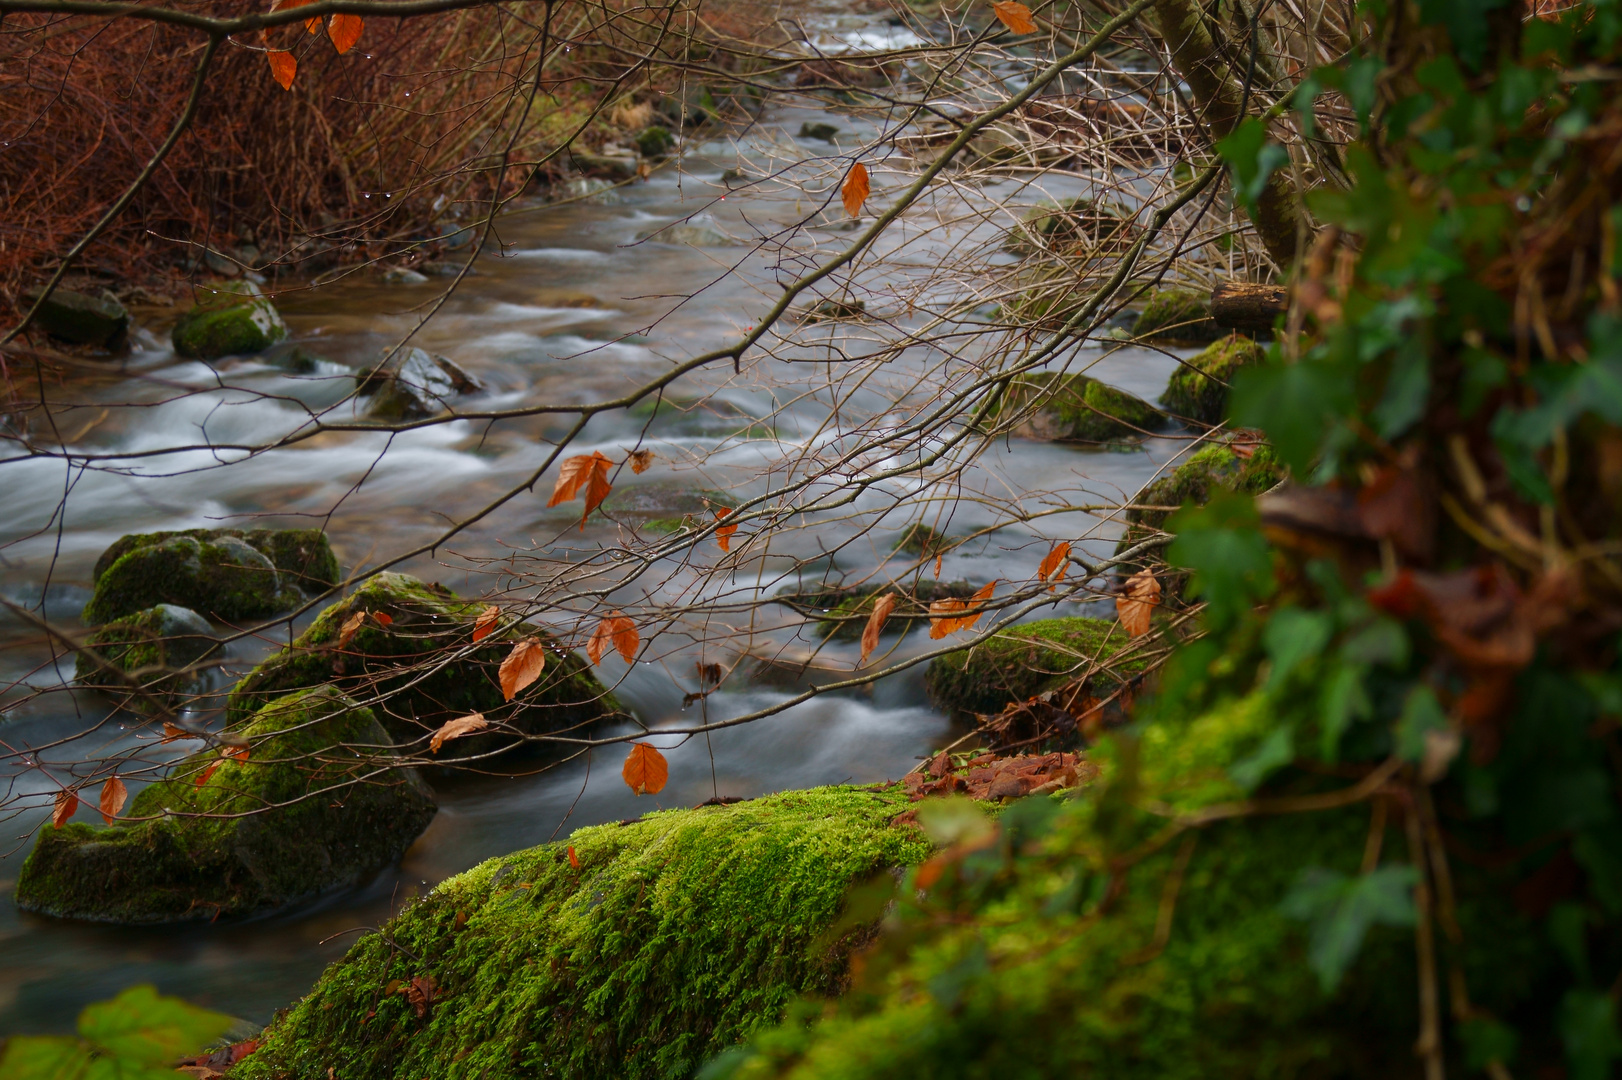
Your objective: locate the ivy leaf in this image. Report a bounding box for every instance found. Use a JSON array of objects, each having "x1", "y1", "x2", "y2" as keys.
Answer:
[
  {"x1": 1280, "y1": 866, "x2": 1418, "y2": 991},
  {"x1": 0, "y1": 1036, "x2": 94, "y2": 1080},
  {"x1": 1414, "y1": 0, "x2": 1508, "y2": 70},
  {"x1": 1165, "y1": 491, "x2": 1275, "y2": 632},
  {"x1": 1560, "y1": 989, "x2": 1622, "y2": 1080},
  {"x1": 1230, "y1": 354, "x2": 1356, "y2": 475},
  {"x1": 1215, "y1": 118, "x2": 1289, "y2": 213},
  {"x1": 77, "y1": 984, "x2": 234, "y2": 1067}
]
